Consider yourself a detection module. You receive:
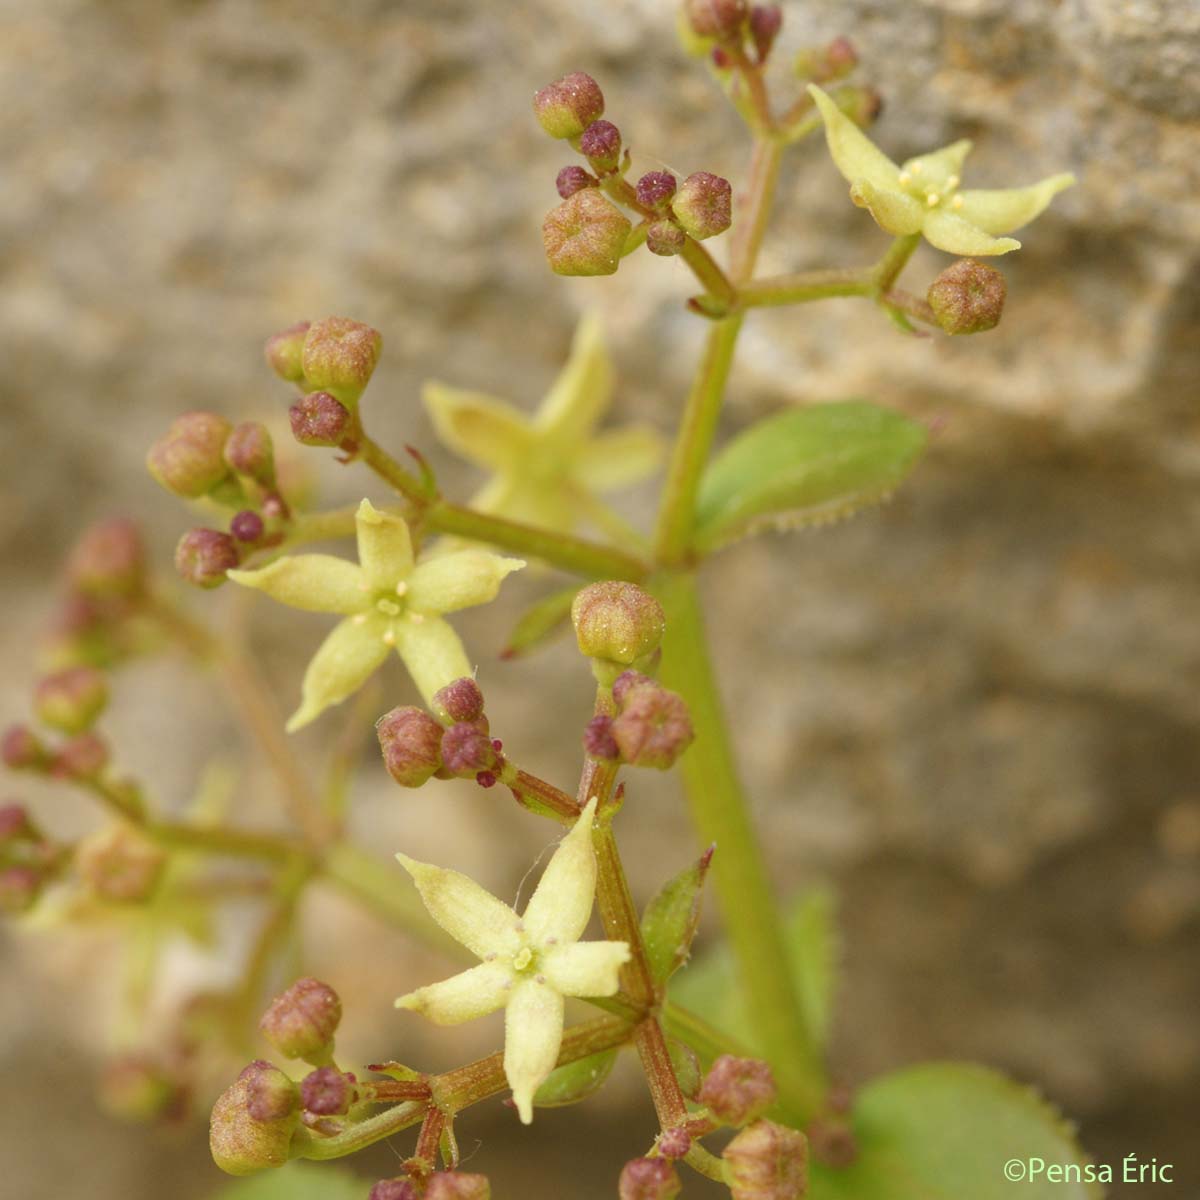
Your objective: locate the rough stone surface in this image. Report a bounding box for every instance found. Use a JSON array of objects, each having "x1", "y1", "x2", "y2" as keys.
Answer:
[{"x1": 2, "y1": 2, "x2": 1198, "y2": 1197}]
